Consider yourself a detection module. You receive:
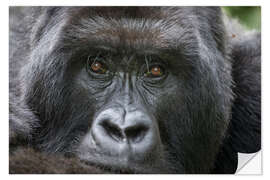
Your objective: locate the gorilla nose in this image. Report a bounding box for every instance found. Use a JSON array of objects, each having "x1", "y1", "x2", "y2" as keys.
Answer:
[
  {"x1": 91, "y1": 108, "x2": 158, "y2": 156},
  {"x1": 100, "y1": 118, "x2": 149, "y2": 143}
]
